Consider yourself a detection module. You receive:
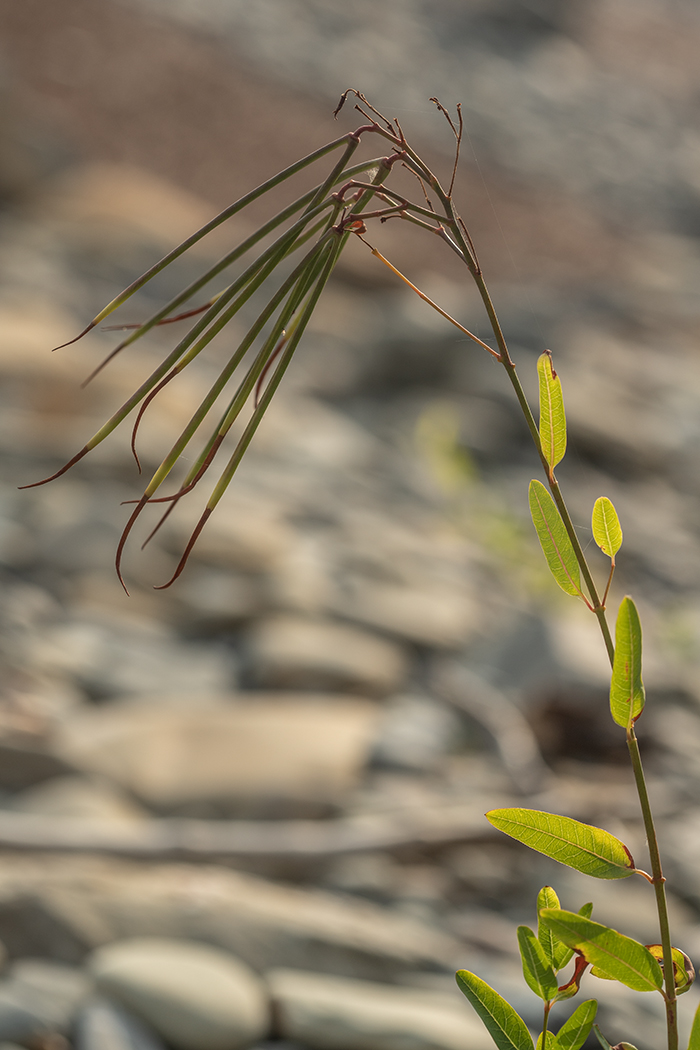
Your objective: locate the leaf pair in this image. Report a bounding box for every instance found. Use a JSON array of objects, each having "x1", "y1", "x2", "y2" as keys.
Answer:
[
  {"x1": 456, "y1": 971, "x2": 597, "y2": 1050},
  {"x1": 528, "y1": 484, "x2": 623, "y2": 600},
  {"x1": 536, "y1": 886, "x2": 592, "y2": 975}
]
